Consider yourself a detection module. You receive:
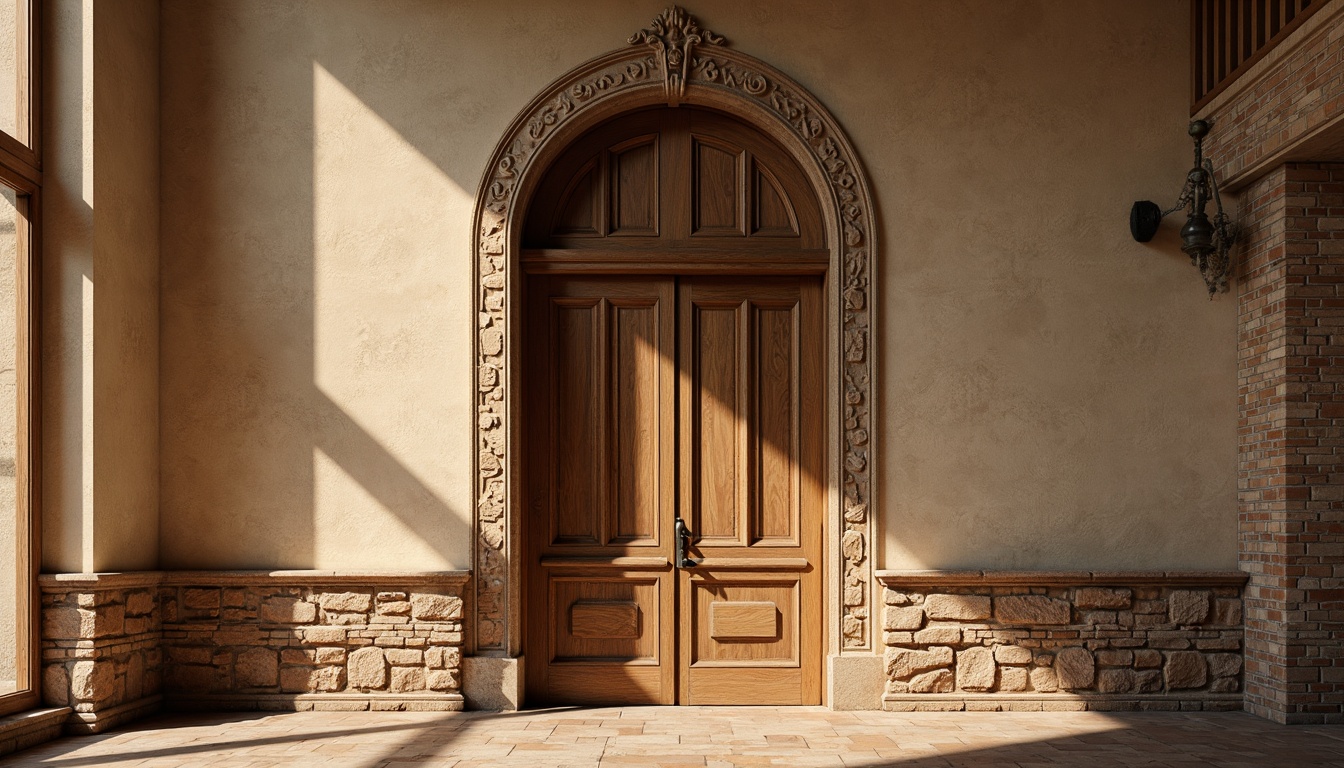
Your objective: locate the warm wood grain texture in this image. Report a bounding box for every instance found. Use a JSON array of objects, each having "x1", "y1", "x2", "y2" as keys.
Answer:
[
  {"x1": 753, "y1": 164, "x2": 798, "y2": 237},
  {"x1": 709, "y1": 600, "x2": 779, "y2": 639},
  {"x1": 678, "y1": 276, "x2": 823, "y2": 705},
  {"x1": 549, "y1": 298, "x2": 601, "y2": 545},
  {"x1": 524, "y1": 107, "x2": 821, "y2": 251},
  {"x1": 522, "y1": 109, "x2": 825, "y2": 707},
  {"x1": 571, "y1": 600, "x2": 642, "y2": 639},
  {"x1": 609, "y1": 136, "x2": 659, "y2": 236},
  {"x1": 610, "y1": 301, "x2": 661, "y2": 544},
  {"x1": 553, "y1": 160, "x2": 599, "y2": 237},
  {"x1": 525, "y1": 276, "x2": 676, "y2": 705},
  {"x1": 692, "y1": 138, "x2": 744, "y2": 237}
]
